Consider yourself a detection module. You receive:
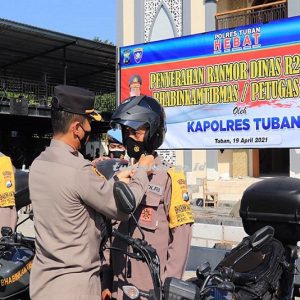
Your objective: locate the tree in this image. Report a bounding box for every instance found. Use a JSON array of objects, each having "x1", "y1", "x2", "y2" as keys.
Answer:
[
  {"x1": 93, "y1": 37, "x2": 115, "y2": 46},
  {"x1": 94, "y1": 92, "x2": 116, "y2": 113}
]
